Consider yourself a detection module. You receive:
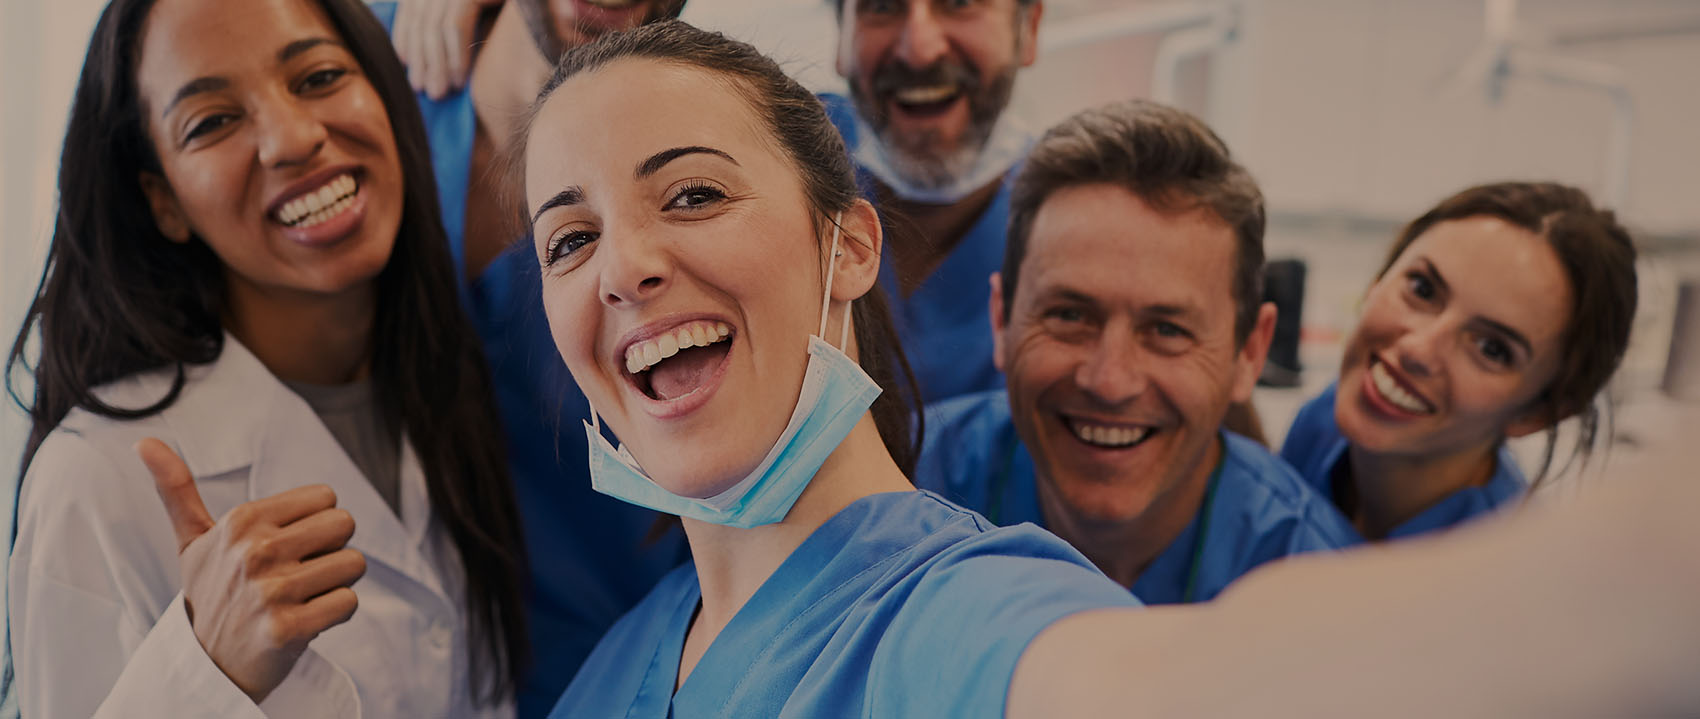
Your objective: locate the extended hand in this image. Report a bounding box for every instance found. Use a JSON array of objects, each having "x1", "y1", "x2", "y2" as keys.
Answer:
[
  {"x1": 393, "y1": 0, "x2": 506, "y2": 99},
  {"x1": 138, "y1": 438, "x2": 367, "y2": 703}
]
